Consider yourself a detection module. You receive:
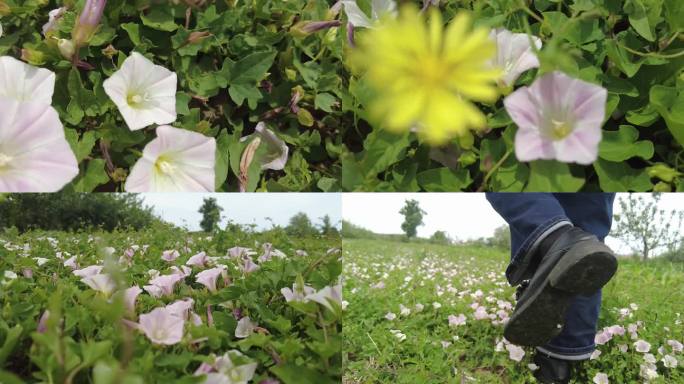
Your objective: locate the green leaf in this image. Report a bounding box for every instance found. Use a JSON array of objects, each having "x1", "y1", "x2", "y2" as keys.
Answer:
[
  {"x1": 416, "y1": 168, "x2": 473, "y2": 192},
  {"x1": 214, "y1": 130, "x2": 231, "y2": 190},
  {"x1": 524, "y1": 161, "x2": 585, "y2": 192},
  {"x1": 650, "y1": 85, "x2": 684, "y2": 146},
  {"x1": 140, "y1": 7, "x2": 178, "y2": 32},
  {"x1": 314, "y1": 93, "x2": 337, "y2": 112},
  {"x1": 227, "y1": 51, "x2": 277, "y2": 85},
  {"x1": 360, "y1": 129, "x2": 411, "y2": 177},
  {"x1": 624, "y1": 0, "x2": 663, "y2": 42},
  {"x1": 270, "y1": 364, "x2": 336, "y2": 384},
  {"x1": 599, "y1": 125, "x2": 654, "y2": 161},
  {"x1": 594, "y1": 158, "x2": 653, "y2": 191},
  {"x1": 73, "y1": 159, "x2": 110, "y2": 192}
]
